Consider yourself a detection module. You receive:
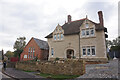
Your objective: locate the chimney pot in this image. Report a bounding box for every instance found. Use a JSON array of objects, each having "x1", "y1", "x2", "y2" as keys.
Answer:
[
  {"x1": 68, "y1": 15, "x2": 72, "y2": 23},
  {"x1": 98, "y1": 11, "x2": 104, "y2": 27}
]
